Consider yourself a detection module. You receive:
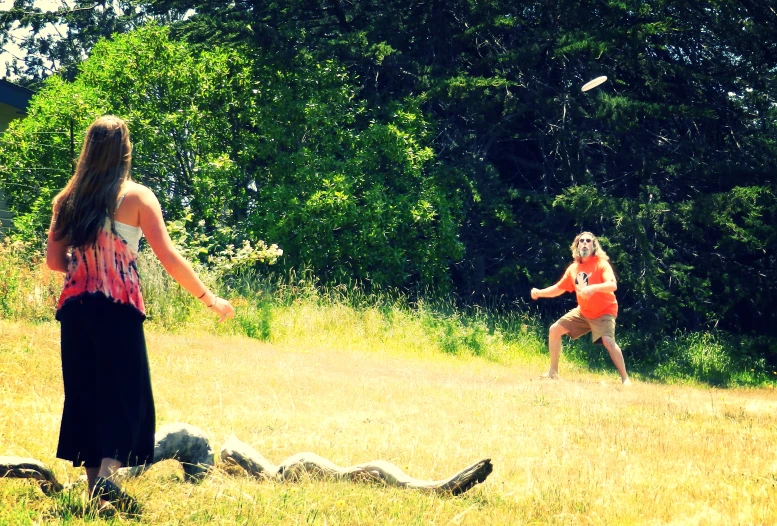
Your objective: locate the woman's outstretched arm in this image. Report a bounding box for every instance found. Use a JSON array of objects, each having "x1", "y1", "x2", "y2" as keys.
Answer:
[{"x1": 137, "y1": 185, "x2": 235, "y2": 322}]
